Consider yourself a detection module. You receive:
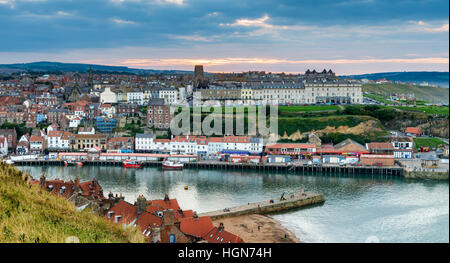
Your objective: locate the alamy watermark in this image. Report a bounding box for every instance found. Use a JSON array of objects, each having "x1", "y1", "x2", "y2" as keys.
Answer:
[{"x1": 169, "y1": 99, "x2": 278, "y2": 141}]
